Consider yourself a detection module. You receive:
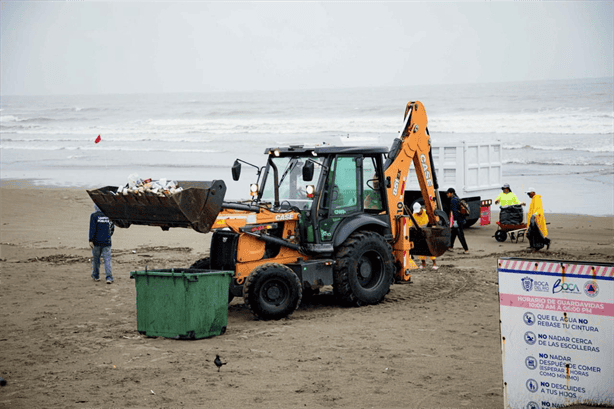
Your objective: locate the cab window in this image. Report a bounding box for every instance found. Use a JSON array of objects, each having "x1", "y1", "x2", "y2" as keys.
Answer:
[
  {"x1": 362, "y1": 156, "x2": 383, "y2": 212},
  {"x1": 330, "y1": 156, "x2": 360, "y2": 215}
]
